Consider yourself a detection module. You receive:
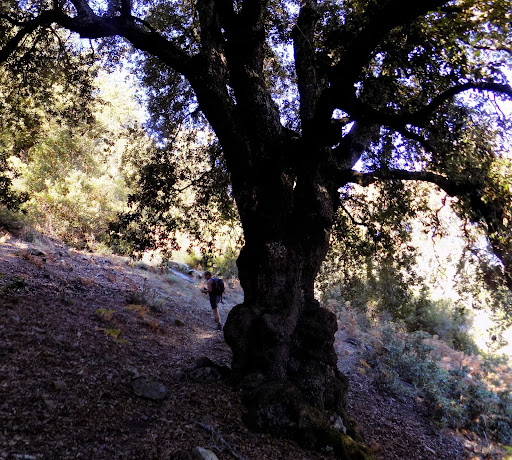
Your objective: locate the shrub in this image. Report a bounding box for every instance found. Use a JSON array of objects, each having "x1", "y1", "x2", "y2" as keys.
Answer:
[
  {"x1": 365, "y1": 322, "x2": 512, "y2": 444},
  {"x1": 125, "y1": 284, "x2": 167, "y2": 313},
  {"x1": 403, "y1": 293, "x2": 477, "y2": 354},
  {"x1": 165, "y1": 274, "x2": 182, "y2": 285},
  {"x1": 325, "y1": 278, "x2": 477, "y2": 353},
  {"x1": 212, "y1": 249, "x2": 238, "y2": 279},
  {"x1": 20, "y1": 169, "x2": 128, "y2": 250},
  {"x1": 185, "y1": 247, "x2": 239, "y2": 279},
  {"x1": 0, "y1": 208, "x2": 26, "y2": 233}
]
